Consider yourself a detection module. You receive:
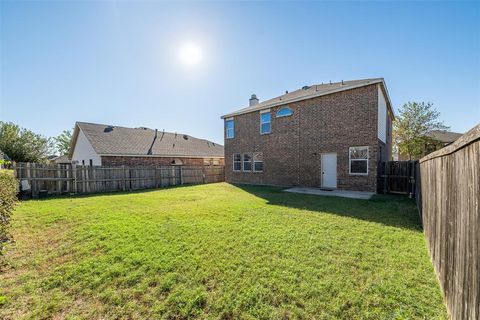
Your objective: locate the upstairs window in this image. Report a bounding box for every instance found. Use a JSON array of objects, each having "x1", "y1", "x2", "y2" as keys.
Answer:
[
  {"x1": 233, "y1": 154, "x2": 241, "y2": 171},
  {"x1": 253, "y1": 152, "x2": 263, "y2": 172},
  {"x1": 226, "y1": 119, "x2": 234, "y2": 139},
  {"x1": 260, "y1": 112, "x2": 271, "y2": 134},
  {"x1": 243, "y1": 153, "x2": 252, "y2": 171},
  {"x1": 276, "y1": 107, "x2": 293, "y2": 118},
  {"x1": 349, "y1": 146, "x2": 369, "y2": 175}
]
